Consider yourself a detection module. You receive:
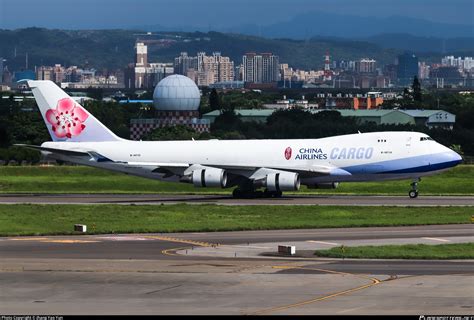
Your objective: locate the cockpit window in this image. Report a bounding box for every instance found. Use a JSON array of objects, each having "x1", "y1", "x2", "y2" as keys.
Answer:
[{"x1": 420, "y1": 136, "x2": 434, "y2": 141}]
